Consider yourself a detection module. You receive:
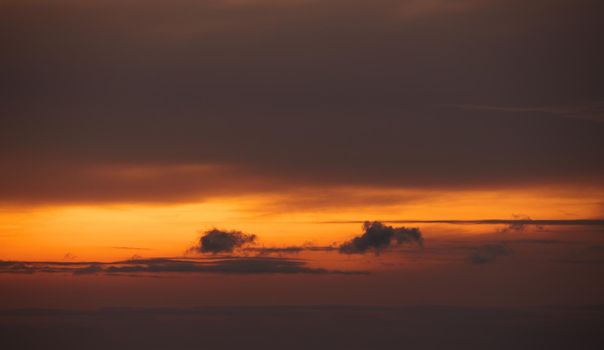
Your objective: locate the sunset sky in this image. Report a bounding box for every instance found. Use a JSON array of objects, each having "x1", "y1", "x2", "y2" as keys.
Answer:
[{"x1": 1, "y1": 0, "x2": 603, "y2": 348}]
